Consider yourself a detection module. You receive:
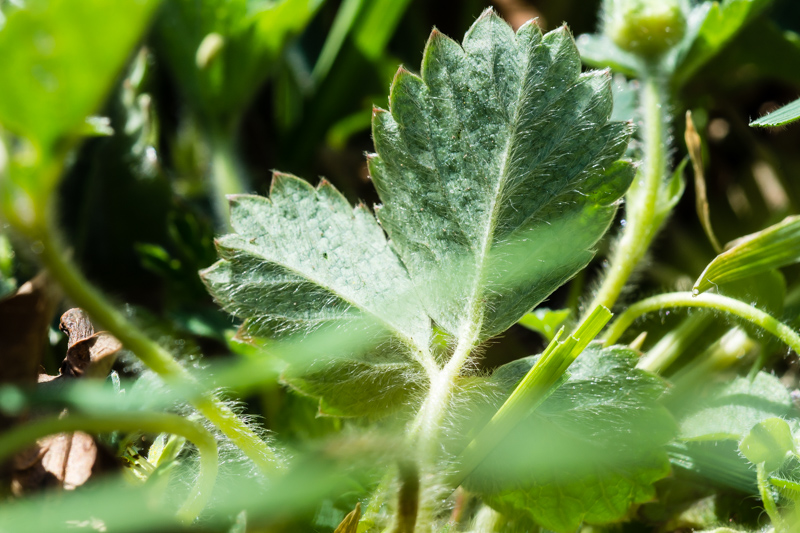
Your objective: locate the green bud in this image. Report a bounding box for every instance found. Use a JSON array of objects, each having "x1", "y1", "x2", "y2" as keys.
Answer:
[{"x1": 604, "y1": 0, "x2": 687, "y2": 57}]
